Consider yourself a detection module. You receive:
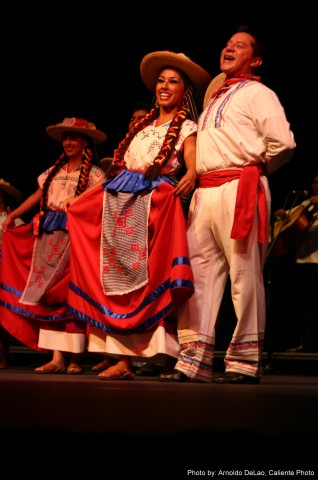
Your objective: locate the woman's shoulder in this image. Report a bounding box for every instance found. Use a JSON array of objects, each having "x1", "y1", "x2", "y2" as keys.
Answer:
[
  {"x1": 181, "y1": 118, "x2": 197, "y2": 135},
  {"x1": 89, "y1": 164, "x2": 106, "y2": 183},
  {"x1": 183, "y1": 118, "x2": 197, "y2": 126}
]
